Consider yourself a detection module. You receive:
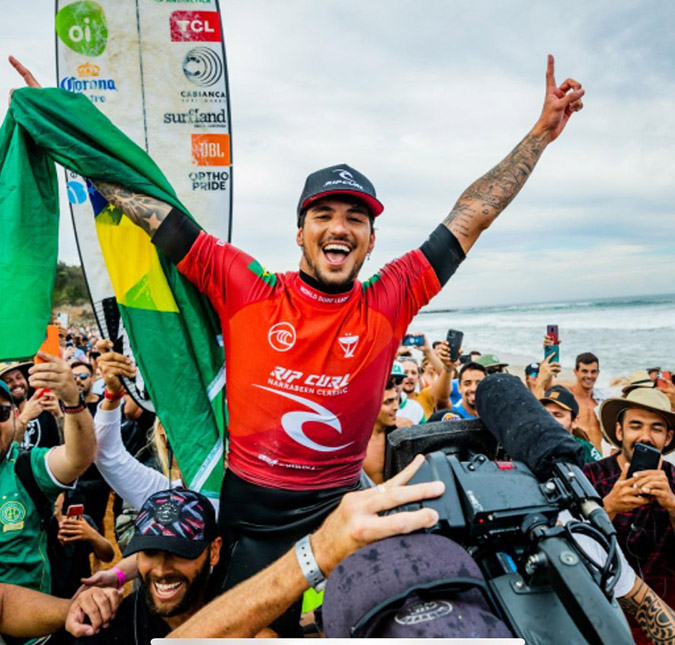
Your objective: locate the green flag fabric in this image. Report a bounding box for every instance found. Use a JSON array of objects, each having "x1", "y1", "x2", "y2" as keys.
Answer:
[{"x1": 0, "y1": 88, "x2": 225, "y2": 499}]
